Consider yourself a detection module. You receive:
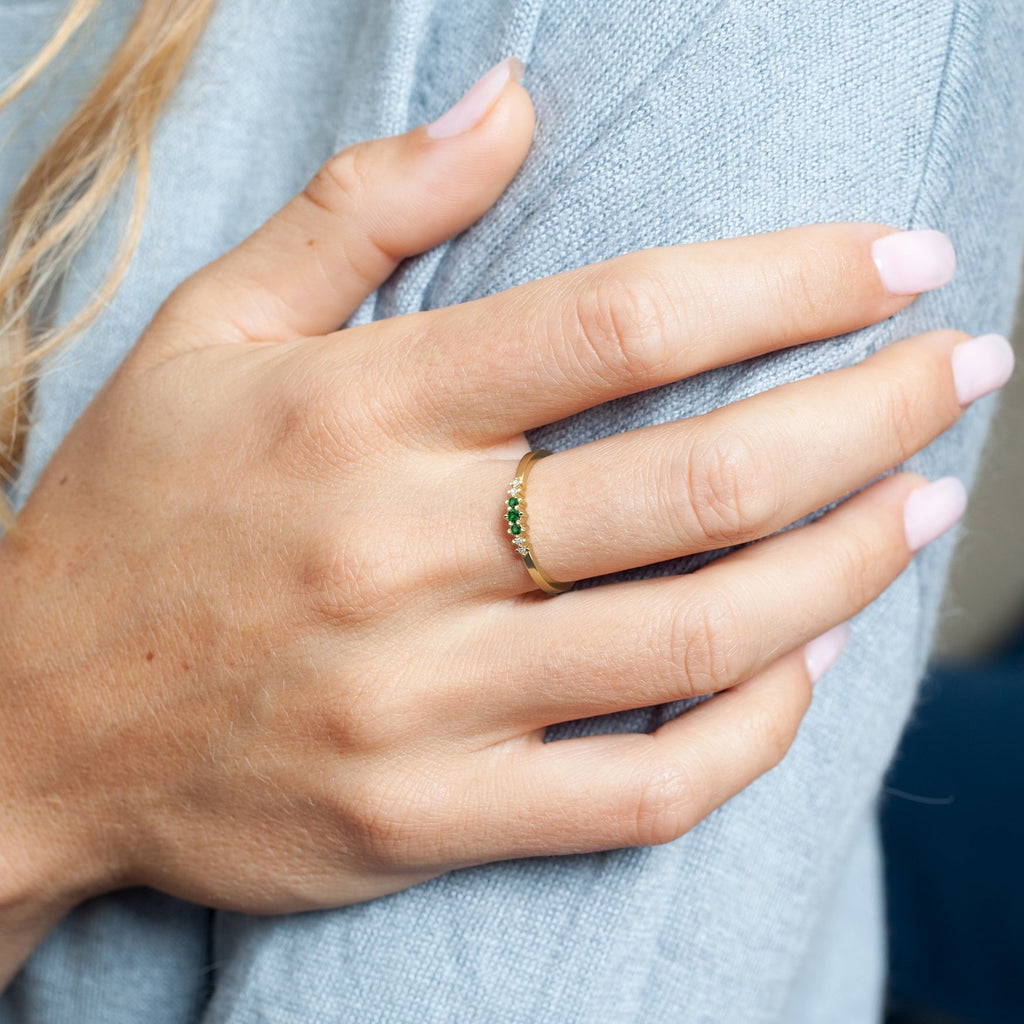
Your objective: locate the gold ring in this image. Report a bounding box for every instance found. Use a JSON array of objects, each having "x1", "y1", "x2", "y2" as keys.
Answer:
[{"x1": 505, "y1": 450, "x2": 572, "y2": 595}]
